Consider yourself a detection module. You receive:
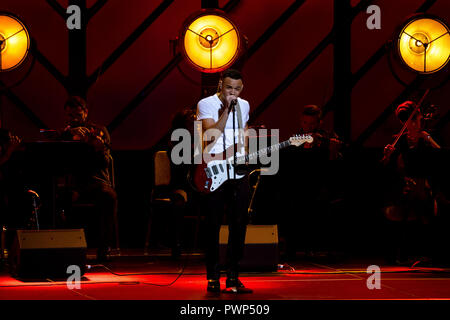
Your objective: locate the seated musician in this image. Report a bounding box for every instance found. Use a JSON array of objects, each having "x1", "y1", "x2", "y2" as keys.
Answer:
[
  {"x1": 58, "y1": 96, "x2": 117, "y2": 261},
  {"x1": 280, "y1": 105, "x2": 343, "y2": 261},
  {"x1": 381, "y1": 100, "x2": 440, "y2": 265},
  {"x1": 0, "y1": 129, "x2": 22, "y2": 258}
]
